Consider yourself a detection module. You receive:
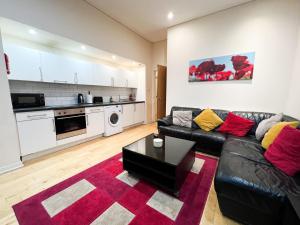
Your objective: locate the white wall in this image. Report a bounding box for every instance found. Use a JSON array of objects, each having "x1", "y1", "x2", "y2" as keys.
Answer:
[
  {"x1": 167, "y1": 0, "x2": 300, "y2": 114},
  {"x1": 152, "y1": 40, "x2": 167, "y2": 120},
  {"x1": 285, "y1": 28, "x2": 300, "y2": 119},
  {"x1": 152, "y1": 40, "x2": 167, "y2": 69},
  {"x1": 0, "y1": 0, "x2": 153, "y2": 122},
  {"x1": 0, "y1": 30, "x2": 23, "y2": 173}
]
